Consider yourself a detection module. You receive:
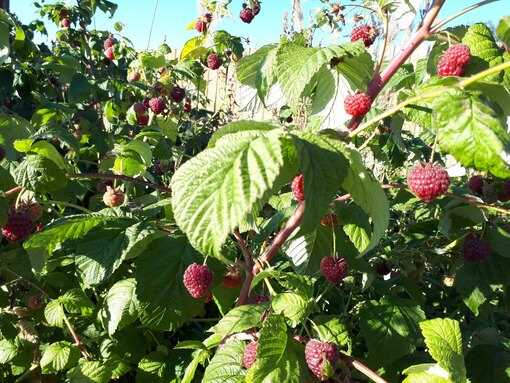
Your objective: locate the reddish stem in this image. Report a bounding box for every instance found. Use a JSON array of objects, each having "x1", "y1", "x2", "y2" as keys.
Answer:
[{"x1": 233, "y1": 229, "x2": 255, "y2": 306}]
